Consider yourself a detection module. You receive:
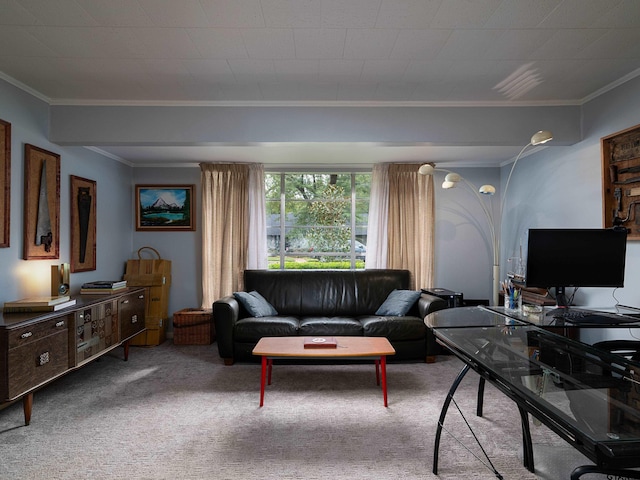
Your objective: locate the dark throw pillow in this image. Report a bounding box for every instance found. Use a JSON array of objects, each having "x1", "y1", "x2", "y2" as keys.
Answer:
[
  {"x1": 233, "y1": 291, "x2": 278, "y2": 317},
  {"x1": 375, "y1": 289, "x2": 421, "y2": 316}
]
